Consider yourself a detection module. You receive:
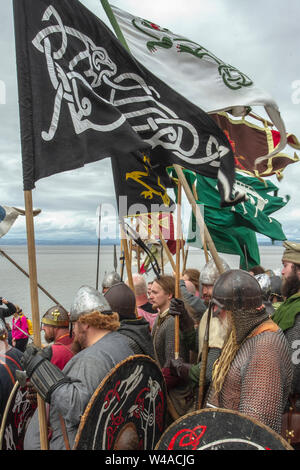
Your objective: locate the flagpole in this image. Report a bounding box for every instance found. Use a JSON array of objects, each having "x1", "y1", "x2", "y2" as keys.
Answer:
[
  {"x1": 99, "y1": 5, "x2": 179, "y2": 419},
  {"x1": 100, "y1": 0, "x2": 131, "y2": 52},
  {"x1": 96, "y1": 204, "x2": 102, "y2": 290},
  {"x1": 243, "y1": 244, "x2": 249, "y2": 271},
  {"x1": 152, "y1": 217, "x2": 176, "y2": 272},
  {"x1": 183, "y1": 246, "x2": 189, "y2": 272},
  {"x1": 99, "y1": 1, "x2": 220, "y2": 282},
  {"x1": 120, "y1": 242, "x2": 125, "y2": 281},
  {"x1": 113, "y1": 244, "x2": 118, "y2": 272},
  {"x1": 119, "y1": 223, "x2": 138, "y2": 317},
  {"x1": 100, "y1": 1, "x2": 179, "y2": 278},
  {"x1": 0, "y1": 248, "x2": 64, "y2": 307},
  {"x1": 173, "y1": 165, "x2": 225, "y2": 275},
  {"x1": 160, "y1": 244, "x2": 164, "y2": 275},
  {"x1": 24, "y1": 190, "x2": 48, "y2": 450},
  {"x1": 136, "y1": 222, "x2": 141, "y2": 273},
  {"x1": 175, "y1": 183, "x2": 182, "y2": 360},
  {"x1": 198, "y1": 305, "x2": 212, "y2": 409}
]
